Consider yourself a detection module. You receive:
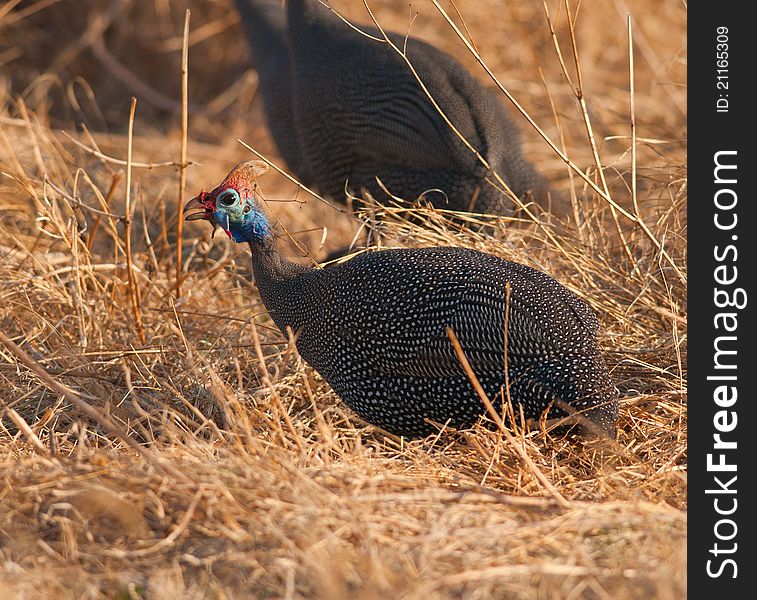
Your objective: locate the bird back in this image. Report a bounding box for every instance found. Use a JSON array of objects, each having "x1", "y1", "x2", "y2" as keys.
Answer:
[{"x1": 237, "y1": 0, "x2": 556, "y2": 215}]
